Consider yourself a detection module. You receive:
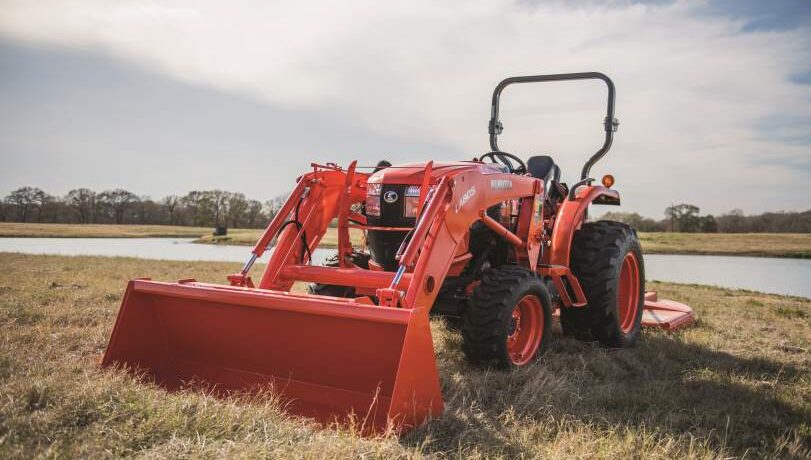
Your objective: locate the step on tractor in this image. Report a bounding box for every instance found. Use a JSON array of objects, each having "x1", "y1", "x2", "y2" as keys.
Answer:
[{"x1": 102, "y1": 72, "x2": 695, "y2": 433}]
